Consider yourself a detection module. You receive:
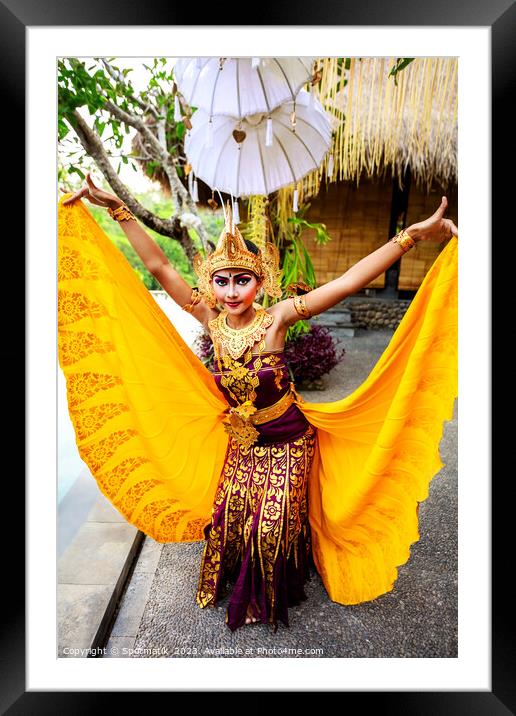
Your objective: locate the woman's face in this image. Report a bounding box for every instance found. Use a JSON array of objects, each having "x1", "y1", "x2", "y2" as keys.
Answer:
[{"x1": 211, "y1": 269, "x2": 263, "y2": 312}]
